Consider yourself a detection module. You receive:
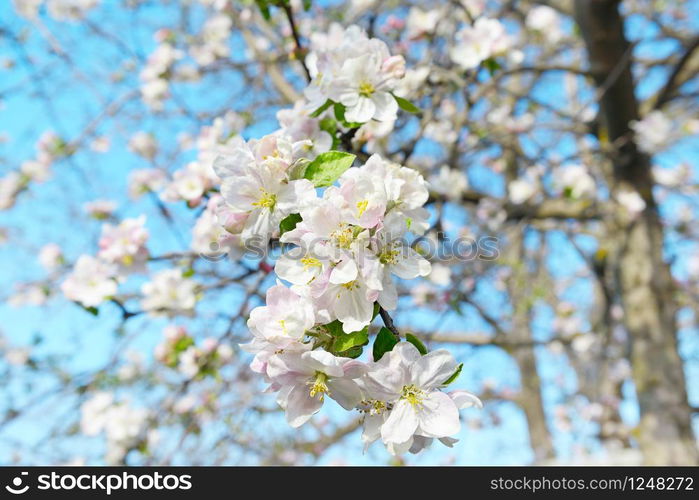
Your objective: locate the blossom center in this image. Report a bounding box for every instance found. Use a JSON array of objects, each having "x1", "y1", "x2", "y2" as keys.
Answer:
[
  {"x1": 301, "y1": 256, "x2": 322, "y2": 269},
  {"x1": 252, "y1": 188, "x2": 276, "y2": 209},
  {"x1": 309, "y1": 372, "x2": 330, "y2": 401},
  {"x1": 356, "y1": 199, "x2": 369, "y2": 217},
  {"x1": 358, "y1": 81, "x2": 375, "y2": 97},
  {"x1": 331, "y1": 224, "x2": 355, "y2": 249},
  {"x1": 340, "y1": 280, "x2": 360, "y2": 291},
  {"x1": 401, "y1": 384, "x2": 425, "y2": 408}
]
